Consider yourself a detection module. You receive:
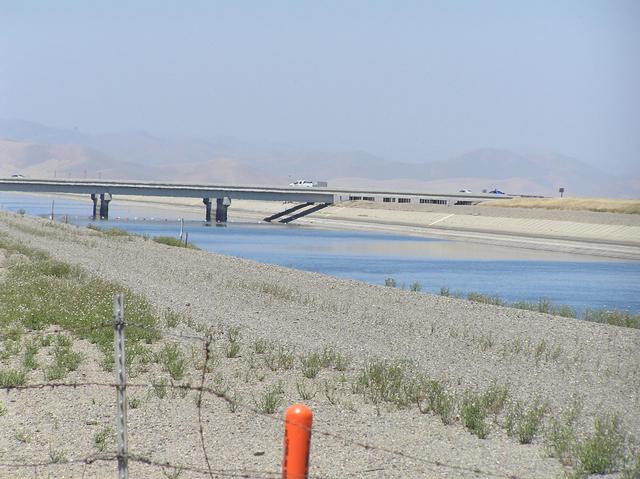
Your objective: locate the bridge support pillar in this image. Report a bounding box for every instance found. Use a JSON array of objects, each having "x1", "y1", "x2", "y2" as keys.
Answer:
[
  {"x1": 91, "y1": 194, "x2": 98, "y2": 220},
  {"x1": 216, "y1": 197, "x2": 231, "y2": 223},
  {"x1": 203, "y1": 197, "x2": 212, "y2": 222},
  {"x1": 99, "y1": 193, "x2": 112, "y2": 220}
]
